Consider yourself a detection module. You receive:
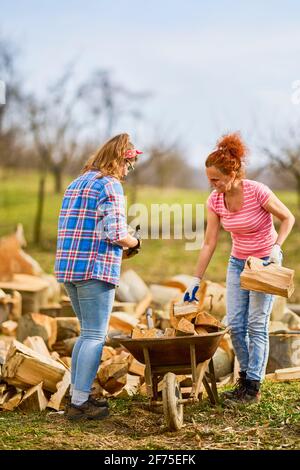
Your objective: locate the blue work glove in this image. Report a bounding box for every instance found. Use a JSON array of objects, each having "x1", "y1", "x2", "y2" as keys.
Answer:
[{"x1": 183, "y1": 277, "x2": 201, "y2": 302}]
